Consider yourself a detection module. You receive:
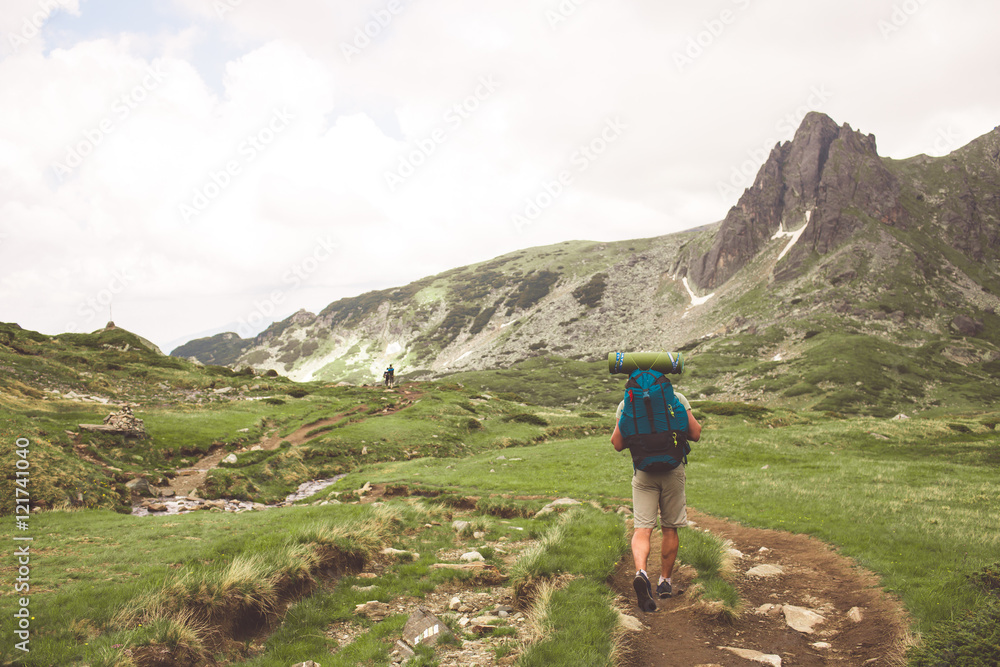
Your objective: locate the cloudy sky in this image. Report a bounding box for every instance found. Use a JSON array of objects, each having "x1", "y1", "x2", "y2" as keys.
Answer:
[{"x1": 2, "y1": 0, "x2": 998, "y2": 352}]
